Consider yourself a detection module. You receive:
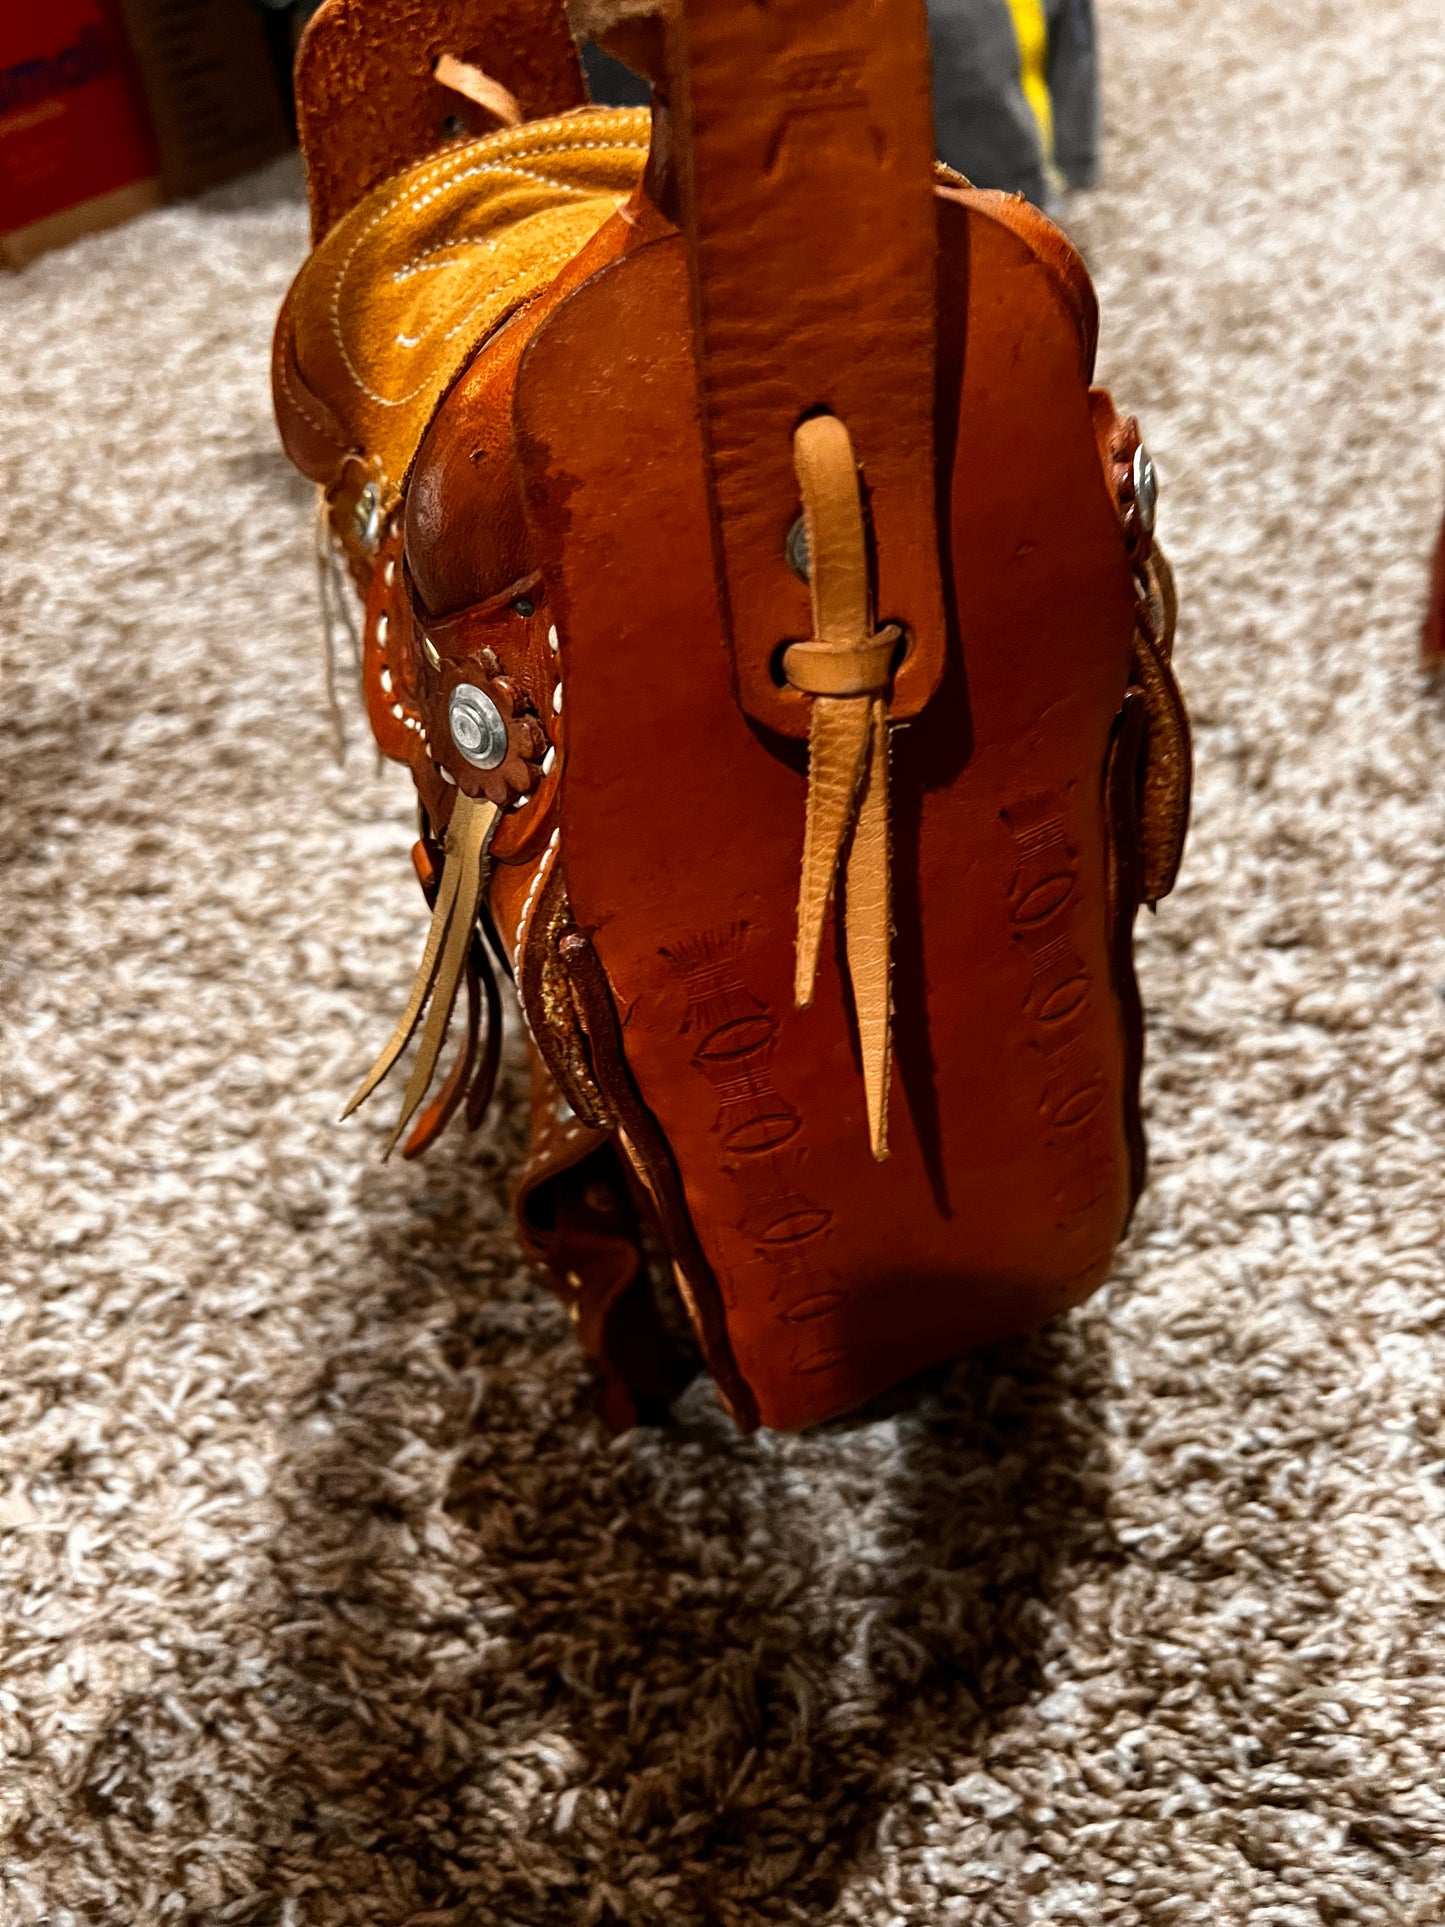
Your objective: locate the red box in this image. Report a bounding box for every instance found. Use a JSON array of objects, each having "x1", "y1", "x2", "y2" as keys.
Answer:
[{"x1": 0, "y1": 0, "x2": 162, "y2": 266}]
